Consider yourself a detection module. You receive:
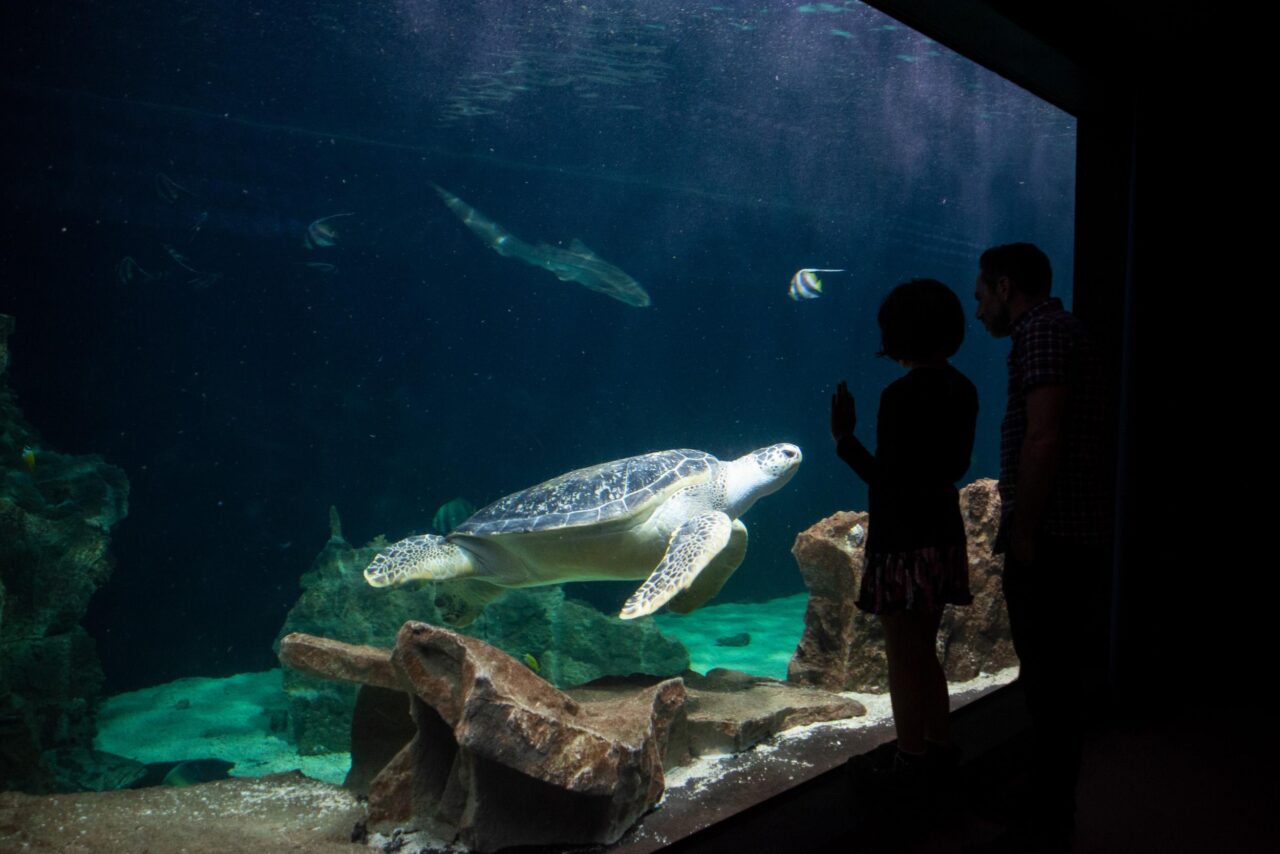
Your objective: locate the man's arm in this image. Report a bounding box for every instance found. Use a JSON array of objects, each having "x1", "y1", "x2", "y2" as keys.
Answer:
[{"x1": 1011, "y1": 384, "x2": 1068, "y2": 562}]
